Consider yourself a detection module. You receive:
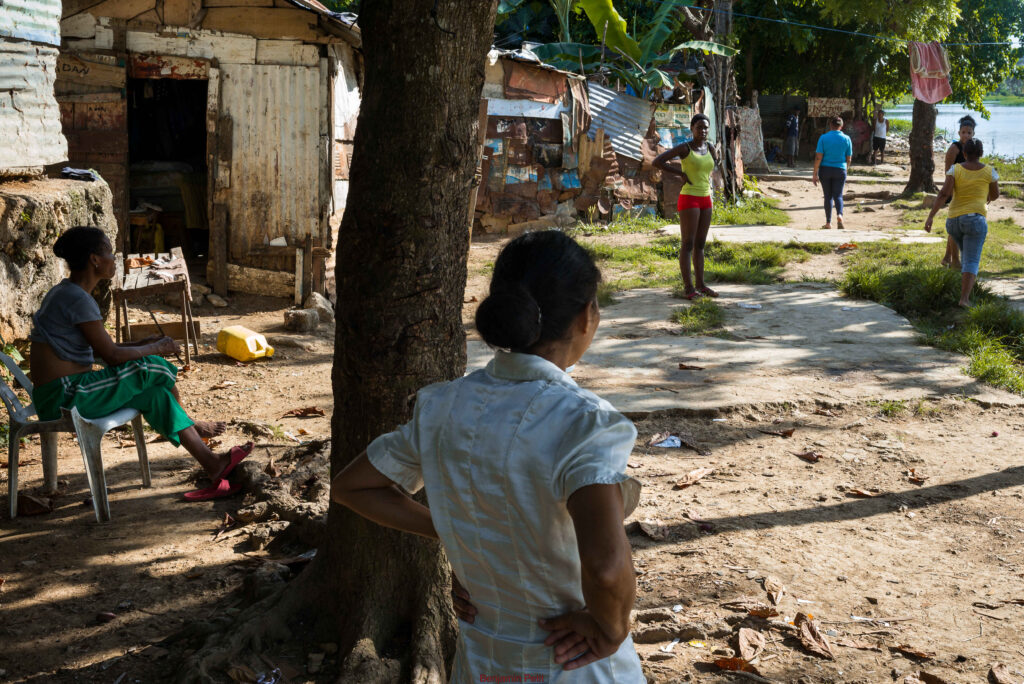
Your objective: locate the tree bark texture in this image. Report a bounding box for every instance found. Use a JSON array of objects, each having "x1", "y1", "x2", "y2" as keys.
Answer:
[
  {"x1": 905, "y1": 98, "x2": 938, "y2": 195},
  {"x1": 181, "y1": 2, "x2": 497, "y2": 682},
  {"x1": 323, "y1": 0, "x2": 498, "y2": 680}
]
